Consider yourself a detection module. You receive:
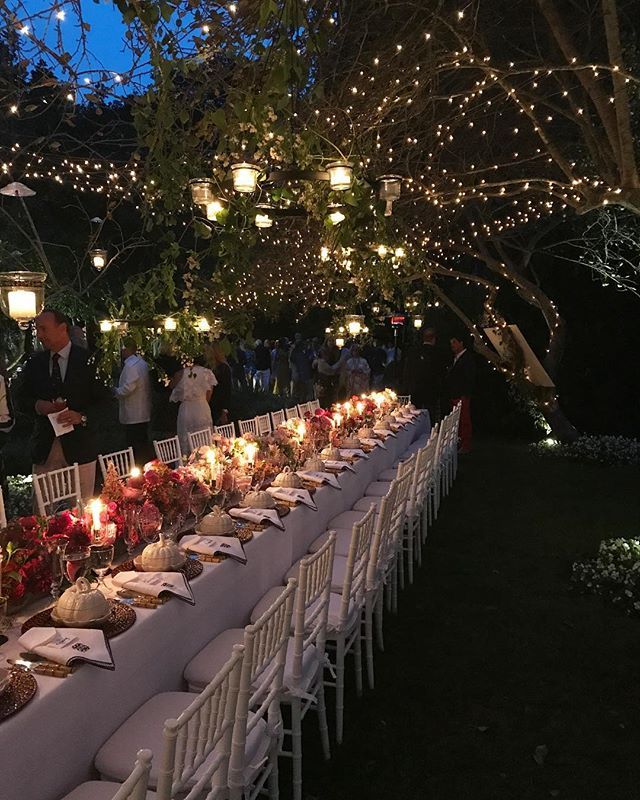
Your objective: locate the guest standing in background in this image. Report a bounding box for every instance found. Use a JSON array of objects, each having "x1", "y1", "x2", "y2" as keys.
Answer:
[
  {"x1": 272, "y1": 339, "x2": 291, "y2": 397},
  {"x1": 313, "y1": 346, "x2": 339, "y2": 408},
  {"x1": 0, "y1": 369, "x2": 14, "y2": 503},
  {"x1": 253, "y1": 339, "x2": 271, "y2": 392},
  {"x1": 289, "y1": 334, "x2": 313, "y2": 402},
  {"x1": 113, "y1": 338, "x2": 151, "y2": 463},
  {"x1": 170, "y1": 358, "x2": 217, "y2": 454},
  {"x1": 344, "y1": 344, "x2": 371, "y2": 396},
  {"x1": 210, "y1": 342, "x2": 232, "y2": 425},
  {"x1": 402, "y1": 326, "x2": 447, "y2": 423},
  {"x1": 443, "y1": 335, "x2": 476, "y2": 454},
  {"x1": 21, "y1": 309, "x2": 105, "y2": 501}
]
